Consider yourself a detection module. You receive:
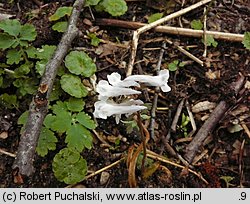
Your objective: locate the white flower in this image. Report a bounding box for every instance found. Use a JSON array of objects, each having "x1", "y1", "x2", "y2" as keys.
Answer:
[
  {"x1": 93, "y1": 99, "x2": 147, "y2": 124},
  {"x1": 96, "y1": 80, "x2": 141, "y2": 100},
  {"x1": 107, "y1": 72, "x2": 139, "y2": 87},
  {"x1": 124, "y1": 69, "x2": 171, "y2": 92}
]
